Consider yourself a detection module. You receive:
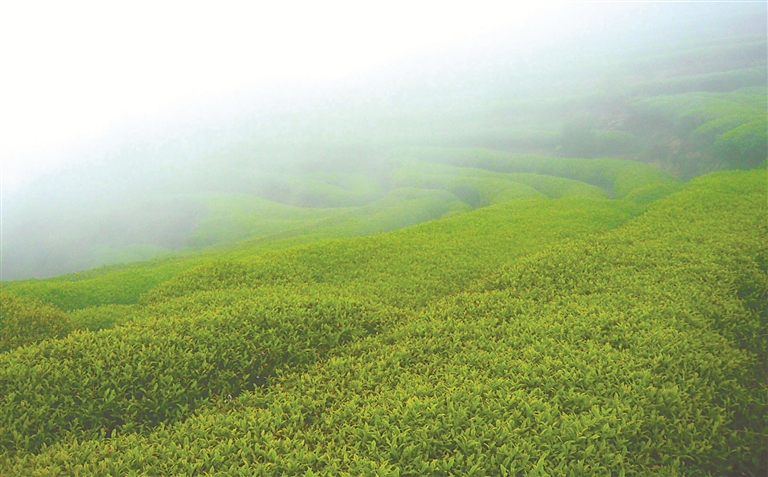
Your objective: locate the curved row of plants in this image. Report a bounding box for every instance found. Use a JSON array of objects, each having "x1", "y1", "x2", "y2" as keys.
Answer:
[
  {"x1": 145, "y1": 198, "x2": 638, "y2": 310},
  {"x1": 0, "y1": 294, "x2": 71, "y2": 353},
  {"x1": 1, "y1": 154, "x2": 672, "y2": 314},
  {"x1": 0, "y1": 194, "x2": 636, "y2": 457},
  {"x1": 0, "y1": 288, "x2": 396, "y2": 455},
  {"x1": 4, "y1": 169, "x2": 765, "y2": 475}
]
